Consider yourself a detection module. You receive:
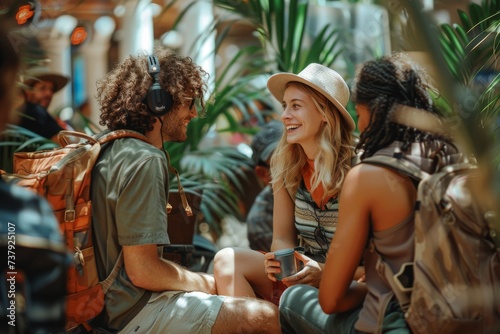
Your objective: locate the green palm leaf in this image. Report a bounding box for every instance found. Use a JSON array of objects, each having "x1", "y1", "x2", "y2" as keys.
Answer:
[{"x1": 0, "y1": 124, "x2": 59, "y2": 172}]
